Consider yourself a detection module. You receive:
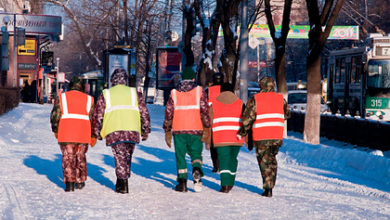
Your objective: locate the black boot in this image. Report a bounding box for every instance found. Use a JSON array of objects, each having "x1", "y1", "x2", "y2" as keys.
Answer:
[
  {"x1": 261, "y1": 188, "x2": 272, "y2": 197},
  {"x1": 115, "y1": 179, "x2": 129, "y2": 194},
  {"x1": 75, "y1": 182, "x2": 85, "y2": 190},
  {"x1": 65, "y1": 182, "x2": 74, "y2": 192},
  {"x1": 219, "y1": 185, "x2": 233, "y2": 193},
  {"x1": 192, "y1": 167, "x2": 203, "y2": 192},
  {"x1": 175, "y1": 178, "x2": 188, "y2": 192}
]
